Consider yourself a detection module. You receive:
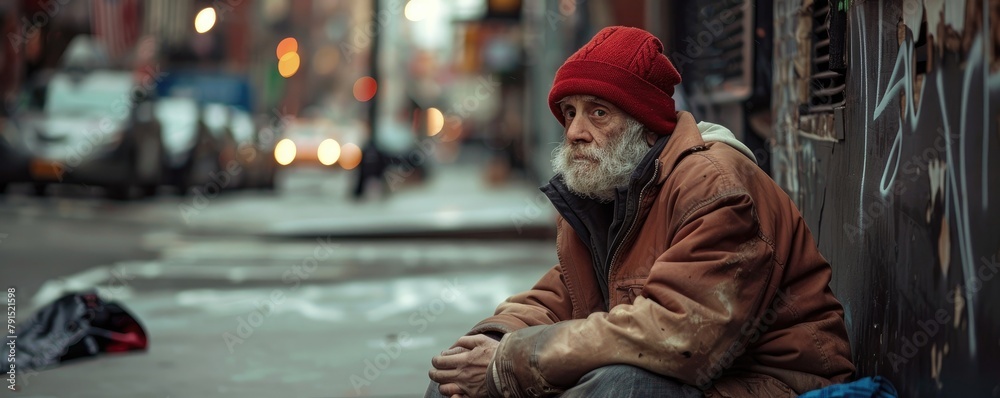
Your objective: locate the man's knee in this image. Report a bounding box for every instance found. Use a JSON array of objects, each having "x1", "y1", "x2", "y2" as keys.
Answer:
[
  {"x1": 568, "y1": 365, "x2": 702, "y2": 397},
  {"x1": 424, "y1": 380, "x2": 448, "y2": 398},
  {"x1": 580, "y1": 364, "x2": 649, "y2": 382}
]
